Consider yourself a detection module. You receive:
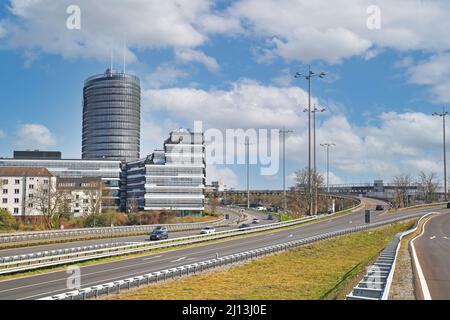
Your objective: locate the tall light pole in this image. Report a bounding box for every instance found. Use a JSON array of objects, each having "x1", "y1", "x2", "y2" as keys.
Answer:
[
  {"x1": 320, "y1": 143, "x2": 336, "y2": 193},
  {"x1": 312, "y1": 105, "x2": 326, "y2": 214},
  {"x1": 433, "y1": 107, "x2": 448, "y2": 201},
  {"x1": 280, "y1": 127, "x2": 293, "y2": 221},
  {"x1": 245, "y1": 138, "x2": 251, "y2": 209},
  {"x1": 295, "y1": 66, "x2": 326, "y2": 215}
]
